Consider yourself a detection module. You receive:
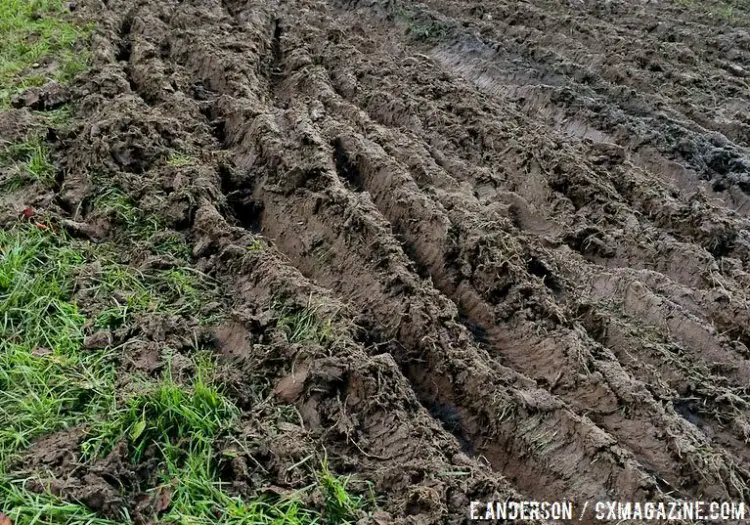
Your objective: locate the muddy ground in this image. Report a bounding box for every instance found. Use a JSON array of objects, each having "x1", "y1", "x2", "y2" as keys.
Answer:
[{"x1": 4, "y1": 0, "x2": 750, "y2": 522}]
